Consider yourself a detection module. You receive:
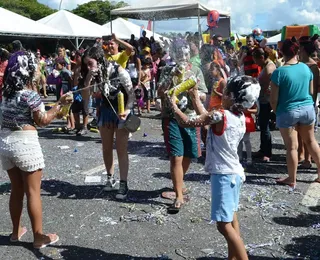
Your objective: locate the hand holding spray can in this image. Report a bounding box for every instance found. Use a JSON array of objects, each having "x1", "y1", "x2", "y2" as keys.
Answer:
[
  {"x1": 168, "y1": 76, "x2": 197, "y2": 103},
  {"x1": 58, "y1": 92, "x2": 74, "y2": 117}
]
